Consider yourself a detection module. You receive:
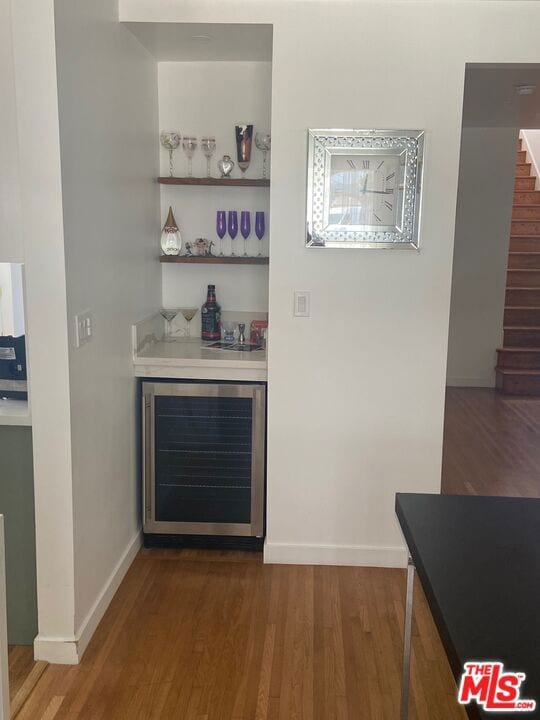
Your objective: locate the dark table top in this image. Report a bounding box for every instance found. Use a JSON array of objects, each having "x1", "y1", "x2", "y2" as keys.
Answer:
[{"x1": 395, "y1": 493, "x2": 540, "y2": 720}]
